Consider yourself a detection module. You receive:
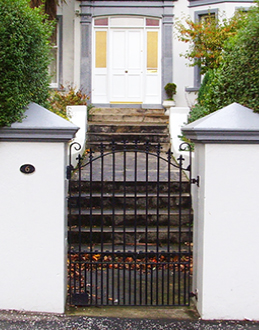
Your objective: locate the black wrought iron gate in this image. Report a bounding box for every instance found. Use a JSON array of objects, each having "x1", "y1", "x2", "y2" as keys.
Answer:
[{"x1": 67, "y1": 141, "x2": 193, "y2": 306}]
